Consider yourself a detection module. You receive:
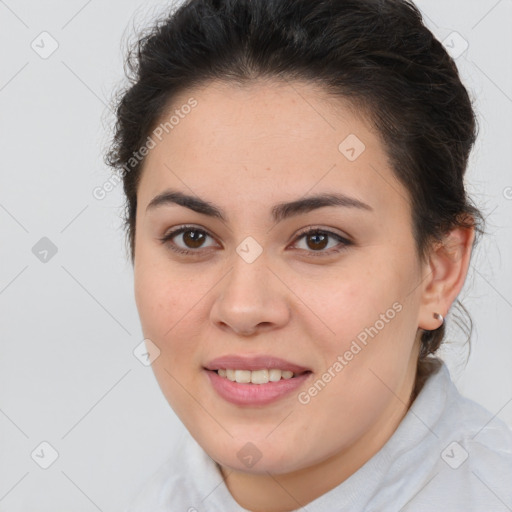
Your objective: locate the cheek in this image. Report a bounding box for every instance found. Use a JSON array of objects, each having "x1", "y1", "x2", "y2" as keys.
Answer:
[
  {"x1": 292, "y1": 261, "x2": 401, "y2": 339},
  {"x1": 134, "y1": 268, "x2": 175, "y2": 338},
  {"x1": 306, "y1": 267, "x2": 419, "y2": 397},
  {"x1": 294, "y1": 255, "x2": 420, "y2": 379},
  {"x1": 134, "y1": 274, "x2": 189, "y2": 371},
  {"x1": 133, "y1": 263, "x2": 205, "y2": 408},
  {"x1": 133, "y1": 257, "x2": 215, "y2": 364},
  {"x1": 134, "y1": 244, "x2": 195, "y2": 334}
]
